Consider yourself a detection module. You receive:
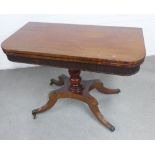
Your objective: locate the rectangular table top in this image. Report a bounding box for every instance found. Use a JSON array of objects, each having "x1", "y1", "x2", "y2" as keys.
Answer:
[{"x1": 1, "y1": 22, "x2": 146, "y2": 75}]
